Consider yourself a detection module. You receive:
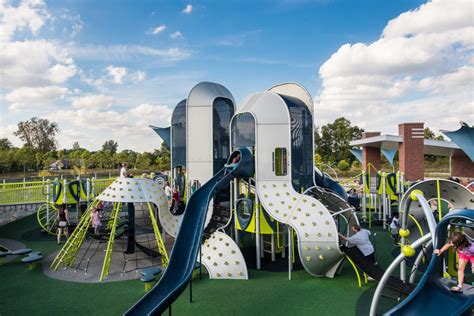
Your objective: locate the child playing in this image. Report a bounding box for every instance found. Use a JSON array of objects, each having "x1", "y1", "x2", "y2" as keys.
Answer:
[
  {"x1": 91, "y1": 207, "x2": 101, "y2": 235},
  {"x1": 434, "y1": 232, "x2": 474, "y2": 292},
  {"x1": 390, "y1": 213, "x2": 400, "y2": 245}
]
